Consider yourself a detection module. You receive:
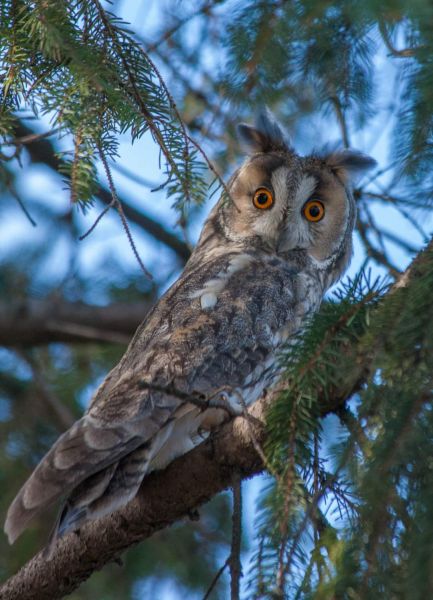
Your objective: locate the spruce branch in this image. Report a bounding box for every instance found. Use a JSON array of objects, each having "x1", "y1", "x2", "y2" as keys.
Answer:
[
  {"x1": 378, "y1": 19, "x2": 418, "y2": 58},
  {"x1": 97, "y1": 142, "x2": 153, "y2": 280},
  {"x1": 2, "y1": 233, "x2": 431, "y2": 598},
  {"x1": 4, "y1": 175, "x2": 37, "y2": 226},
  {"x1": 10, "y1": 120, "x2": 191, "y2": 261},
  {"x1": 145, "y1": 0, "x2": 219, "y2": 54},
  {"x1": 90, "y1": 0, "x2": 186, "y2": 187}
]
